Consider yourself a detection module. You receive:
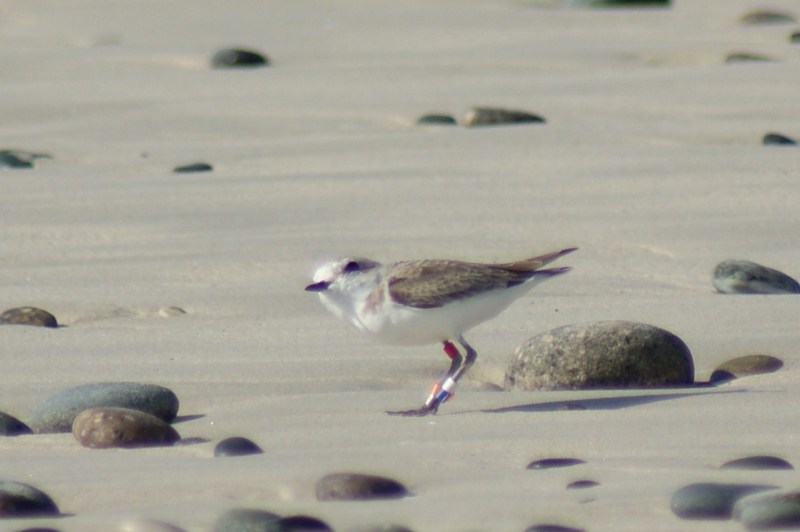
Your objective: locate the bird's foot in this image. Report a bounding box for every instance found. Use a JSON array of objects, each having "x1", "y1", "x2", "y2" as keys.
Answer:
[{"x1": 386, "y1": 380, "x2": 454, "y2": 417}]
